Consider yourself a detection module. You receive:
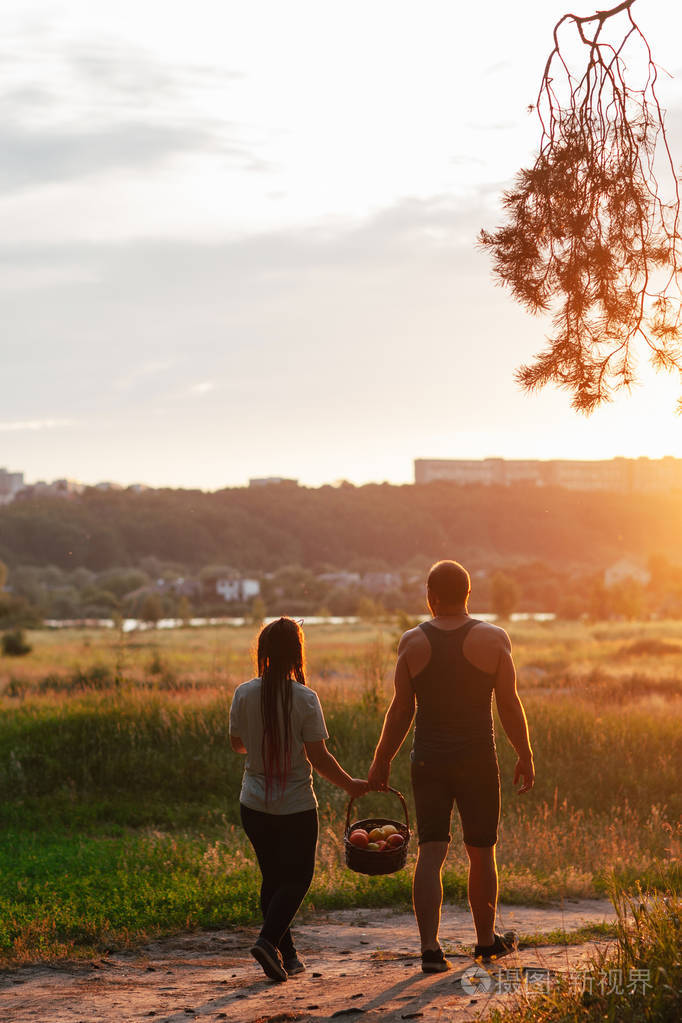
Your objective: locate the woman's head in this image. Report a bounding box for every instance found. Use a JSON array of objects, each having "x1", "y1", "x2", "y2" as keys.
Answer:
[{"x1": 257, "y1": 616, "x2": 305, "y2": 686}]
